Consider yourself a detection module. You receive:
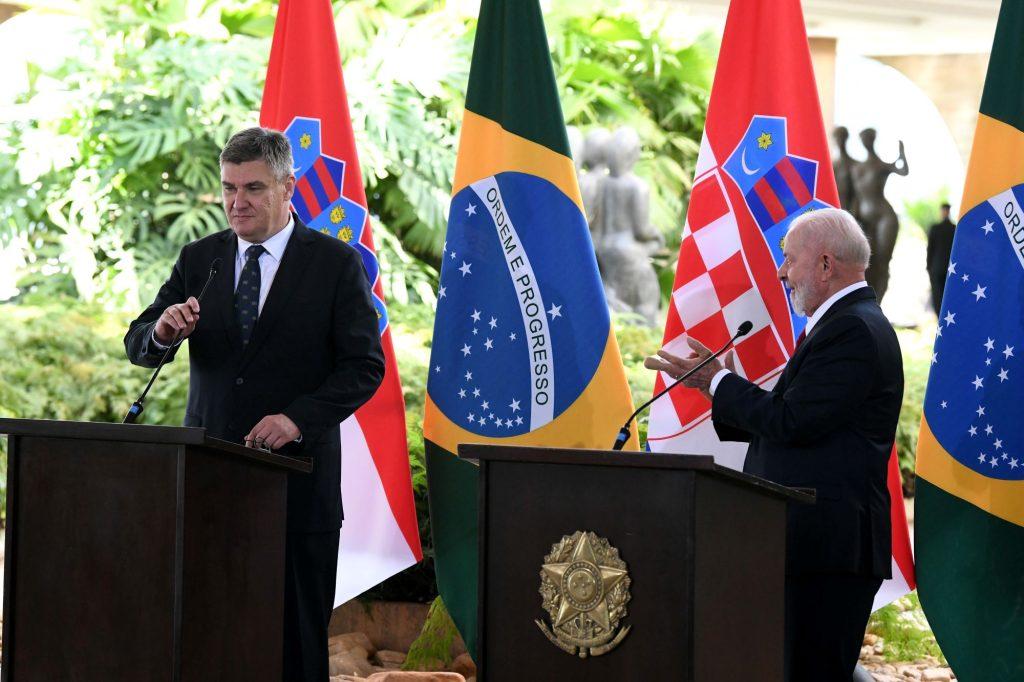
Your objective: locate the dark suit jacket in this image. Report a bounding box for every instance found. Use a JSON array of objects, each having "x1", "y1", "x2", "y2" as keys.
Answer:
[
  {"x1": 712, "y1": 286, "x2": 902, "y2": 577},
  {"x1": 125, "y1": 219, "x2": 385, "y2": 532}
]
